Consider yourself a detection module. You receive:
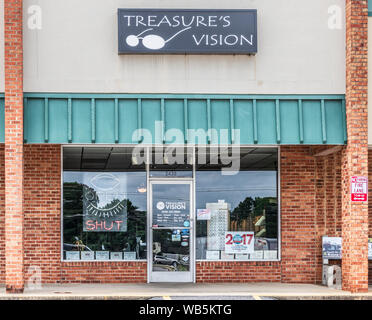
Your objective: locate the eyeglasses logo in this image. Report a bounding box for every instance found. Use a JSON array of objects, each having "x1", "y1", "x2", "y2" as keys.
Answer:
[
  {"x1": 126, "y1": 27, "x2": 191, "y2": 50},
  {"x1": 156, "y1": 201, "x2": 165, "y2": 210}
]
